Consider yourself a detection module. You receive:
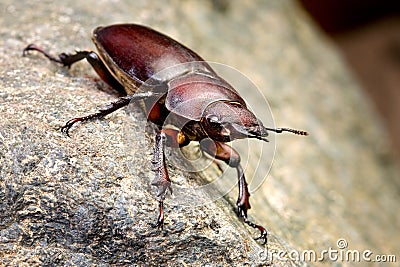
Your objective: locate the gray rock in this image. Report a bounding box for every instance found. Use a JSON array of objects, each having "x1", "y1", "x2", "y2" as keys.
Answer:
[{"x1": 1, "y1": 0, "x2": 399, "y2": 266}]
